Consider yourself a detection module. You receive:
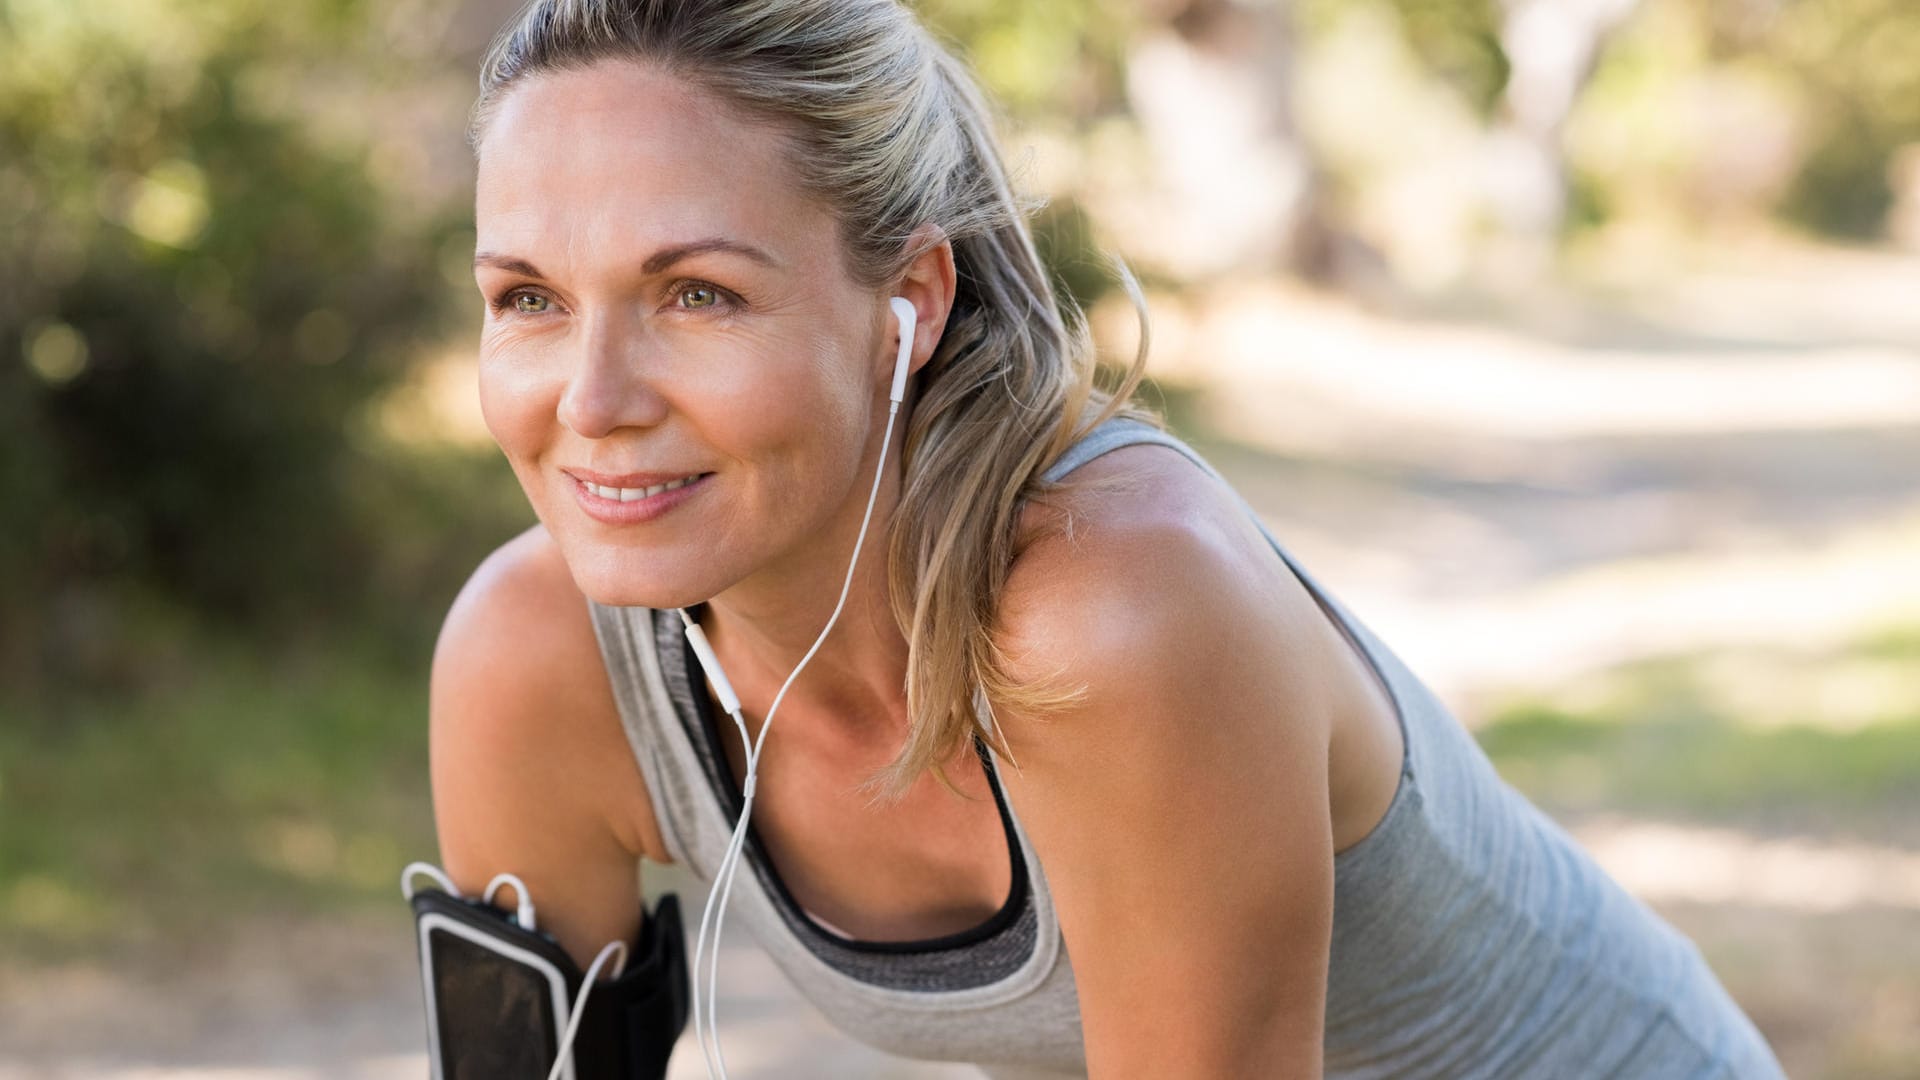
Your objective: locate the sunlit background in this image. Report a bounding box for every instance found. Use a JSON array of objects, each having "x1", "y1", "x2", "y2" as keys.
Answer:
[{"x1": 2, "y1": 0, "x2": 1916, "y2": 1076}]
